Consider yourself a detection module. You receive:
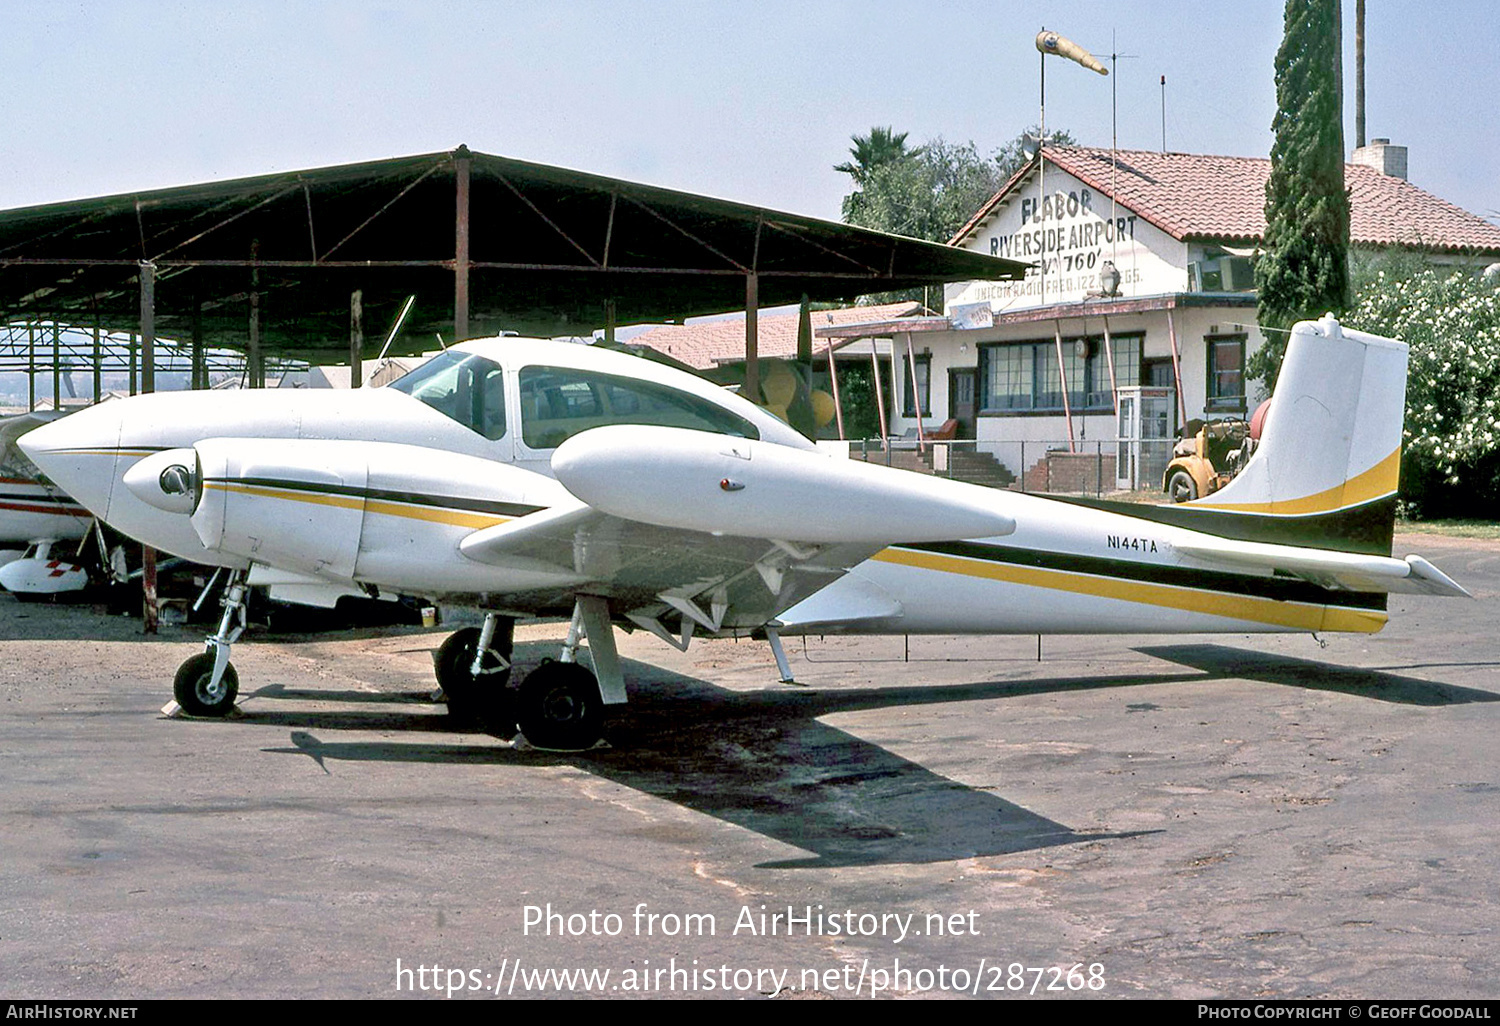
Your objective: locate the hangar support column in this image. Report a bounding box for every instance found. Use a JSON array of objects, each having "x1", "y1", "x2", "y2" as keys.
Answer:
[
  {"x1": 51, "y1": 323, "x2": 60, "y2": 412},
  {"x1": 139, "y1": 261, "x2": 155, "y2": 394},
  {"x1": 191, "y1": 292, "x2": 205, "y2": 390},
  {"x1": 350, "y1": 290, "x2": 363, "y2": 387},
  {"x1": 139, "y1": 259, "x2": 159, "y2": 635},
  {"x1": 248, "y1": 241, "x2": 263, "y2": 388},
  {"x1": 455, "y1": 145, "x2": 471, "y2": 343},
  {"x1": 744, "y1": 272, "x2": 758, "y2": 403}
]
